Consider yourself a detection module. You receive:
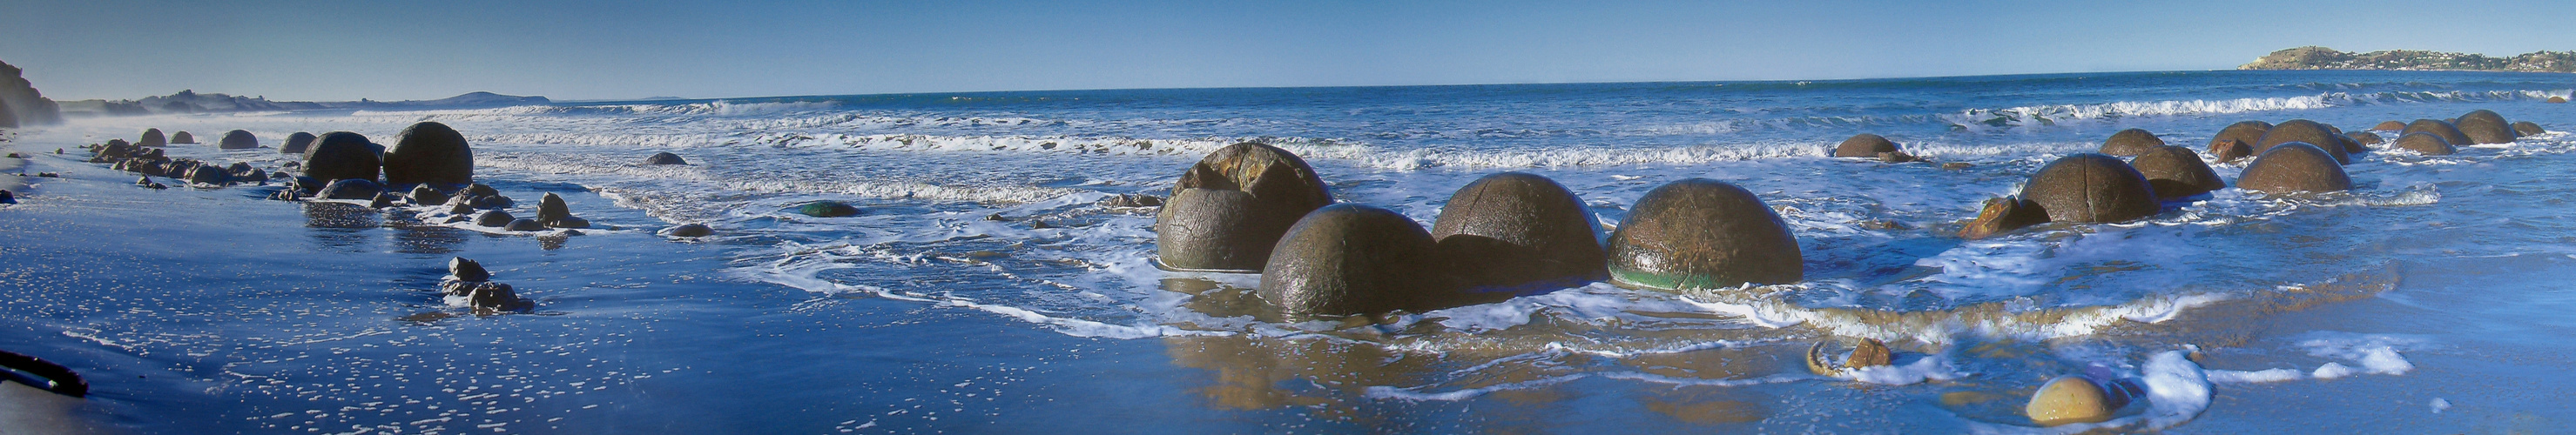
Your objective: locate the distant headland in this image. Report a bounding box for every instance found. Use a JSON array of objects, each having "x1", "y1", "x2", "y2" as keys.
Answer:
[
  {"x1": 57, "y1": 90, "x2": 549, "y2": 118},
  {"x1": 2239, "y1": 46, "x2": 2576, "y2": 72}
]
